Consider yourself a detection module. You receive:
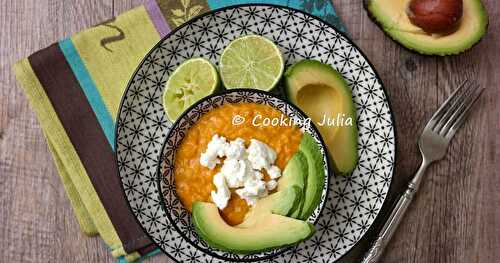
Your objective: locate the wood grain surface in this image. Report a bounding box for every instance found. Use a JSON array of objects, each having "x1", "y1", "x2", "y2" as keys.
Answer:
[{"x1": 0, "y1": 0, "x2": 498, "y2": 262}]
